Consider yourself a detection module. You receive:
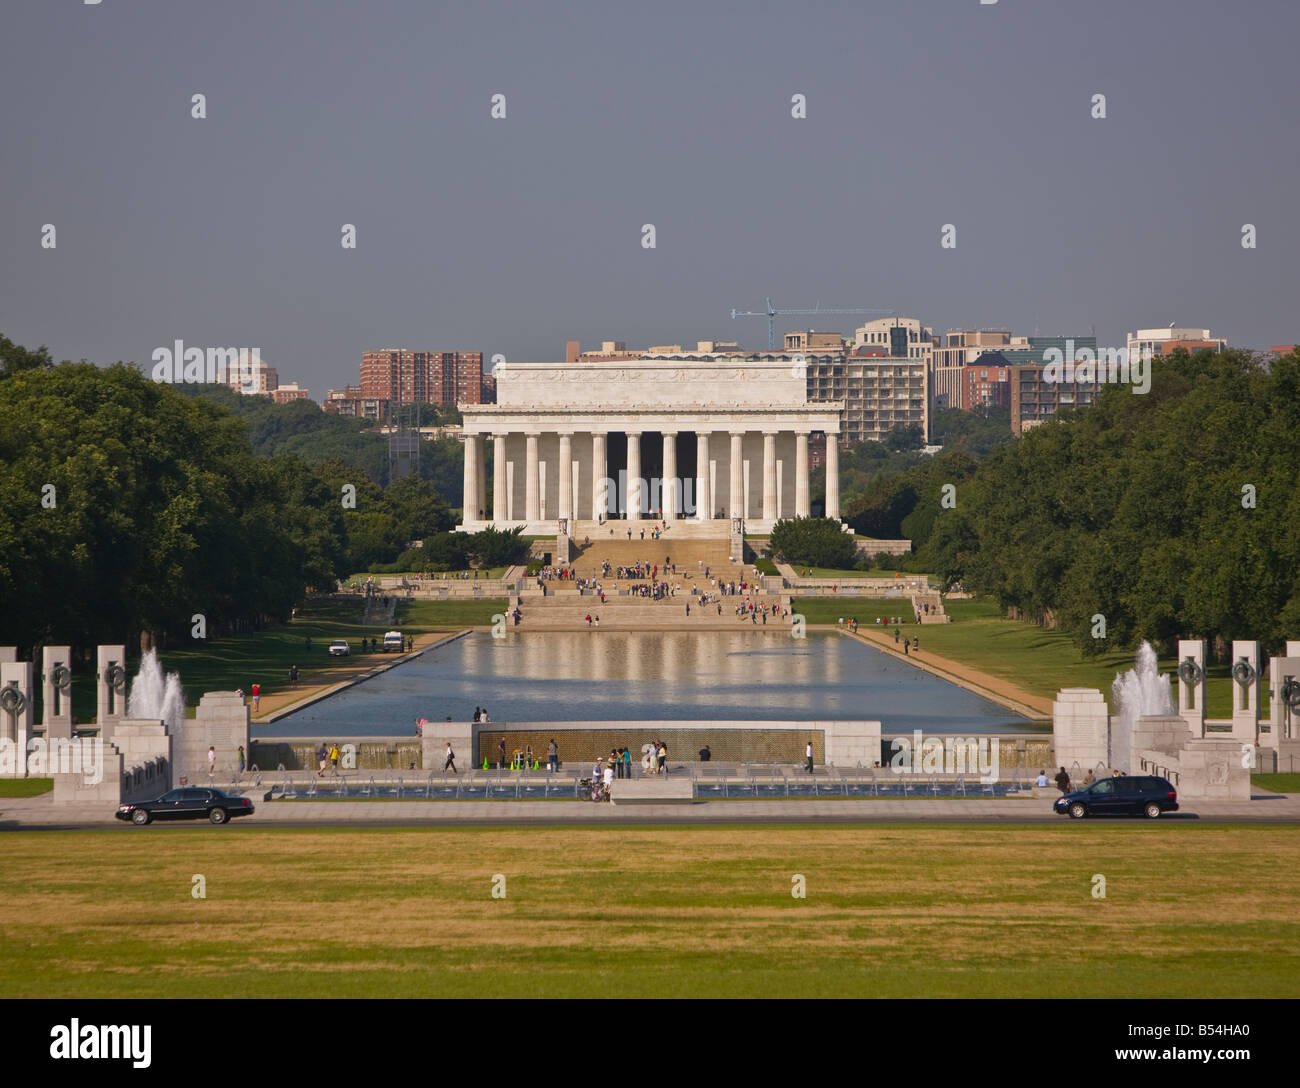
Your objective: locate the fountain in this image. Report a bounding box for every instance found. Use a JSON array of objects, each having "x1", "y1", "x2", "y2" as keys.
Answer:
[
  {"x1": 1110, "y1": 641, "x2": 1175, "y2": 773},
  {"x1": 127, "y1": 650, "x2": 187, "y2": 781}
]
